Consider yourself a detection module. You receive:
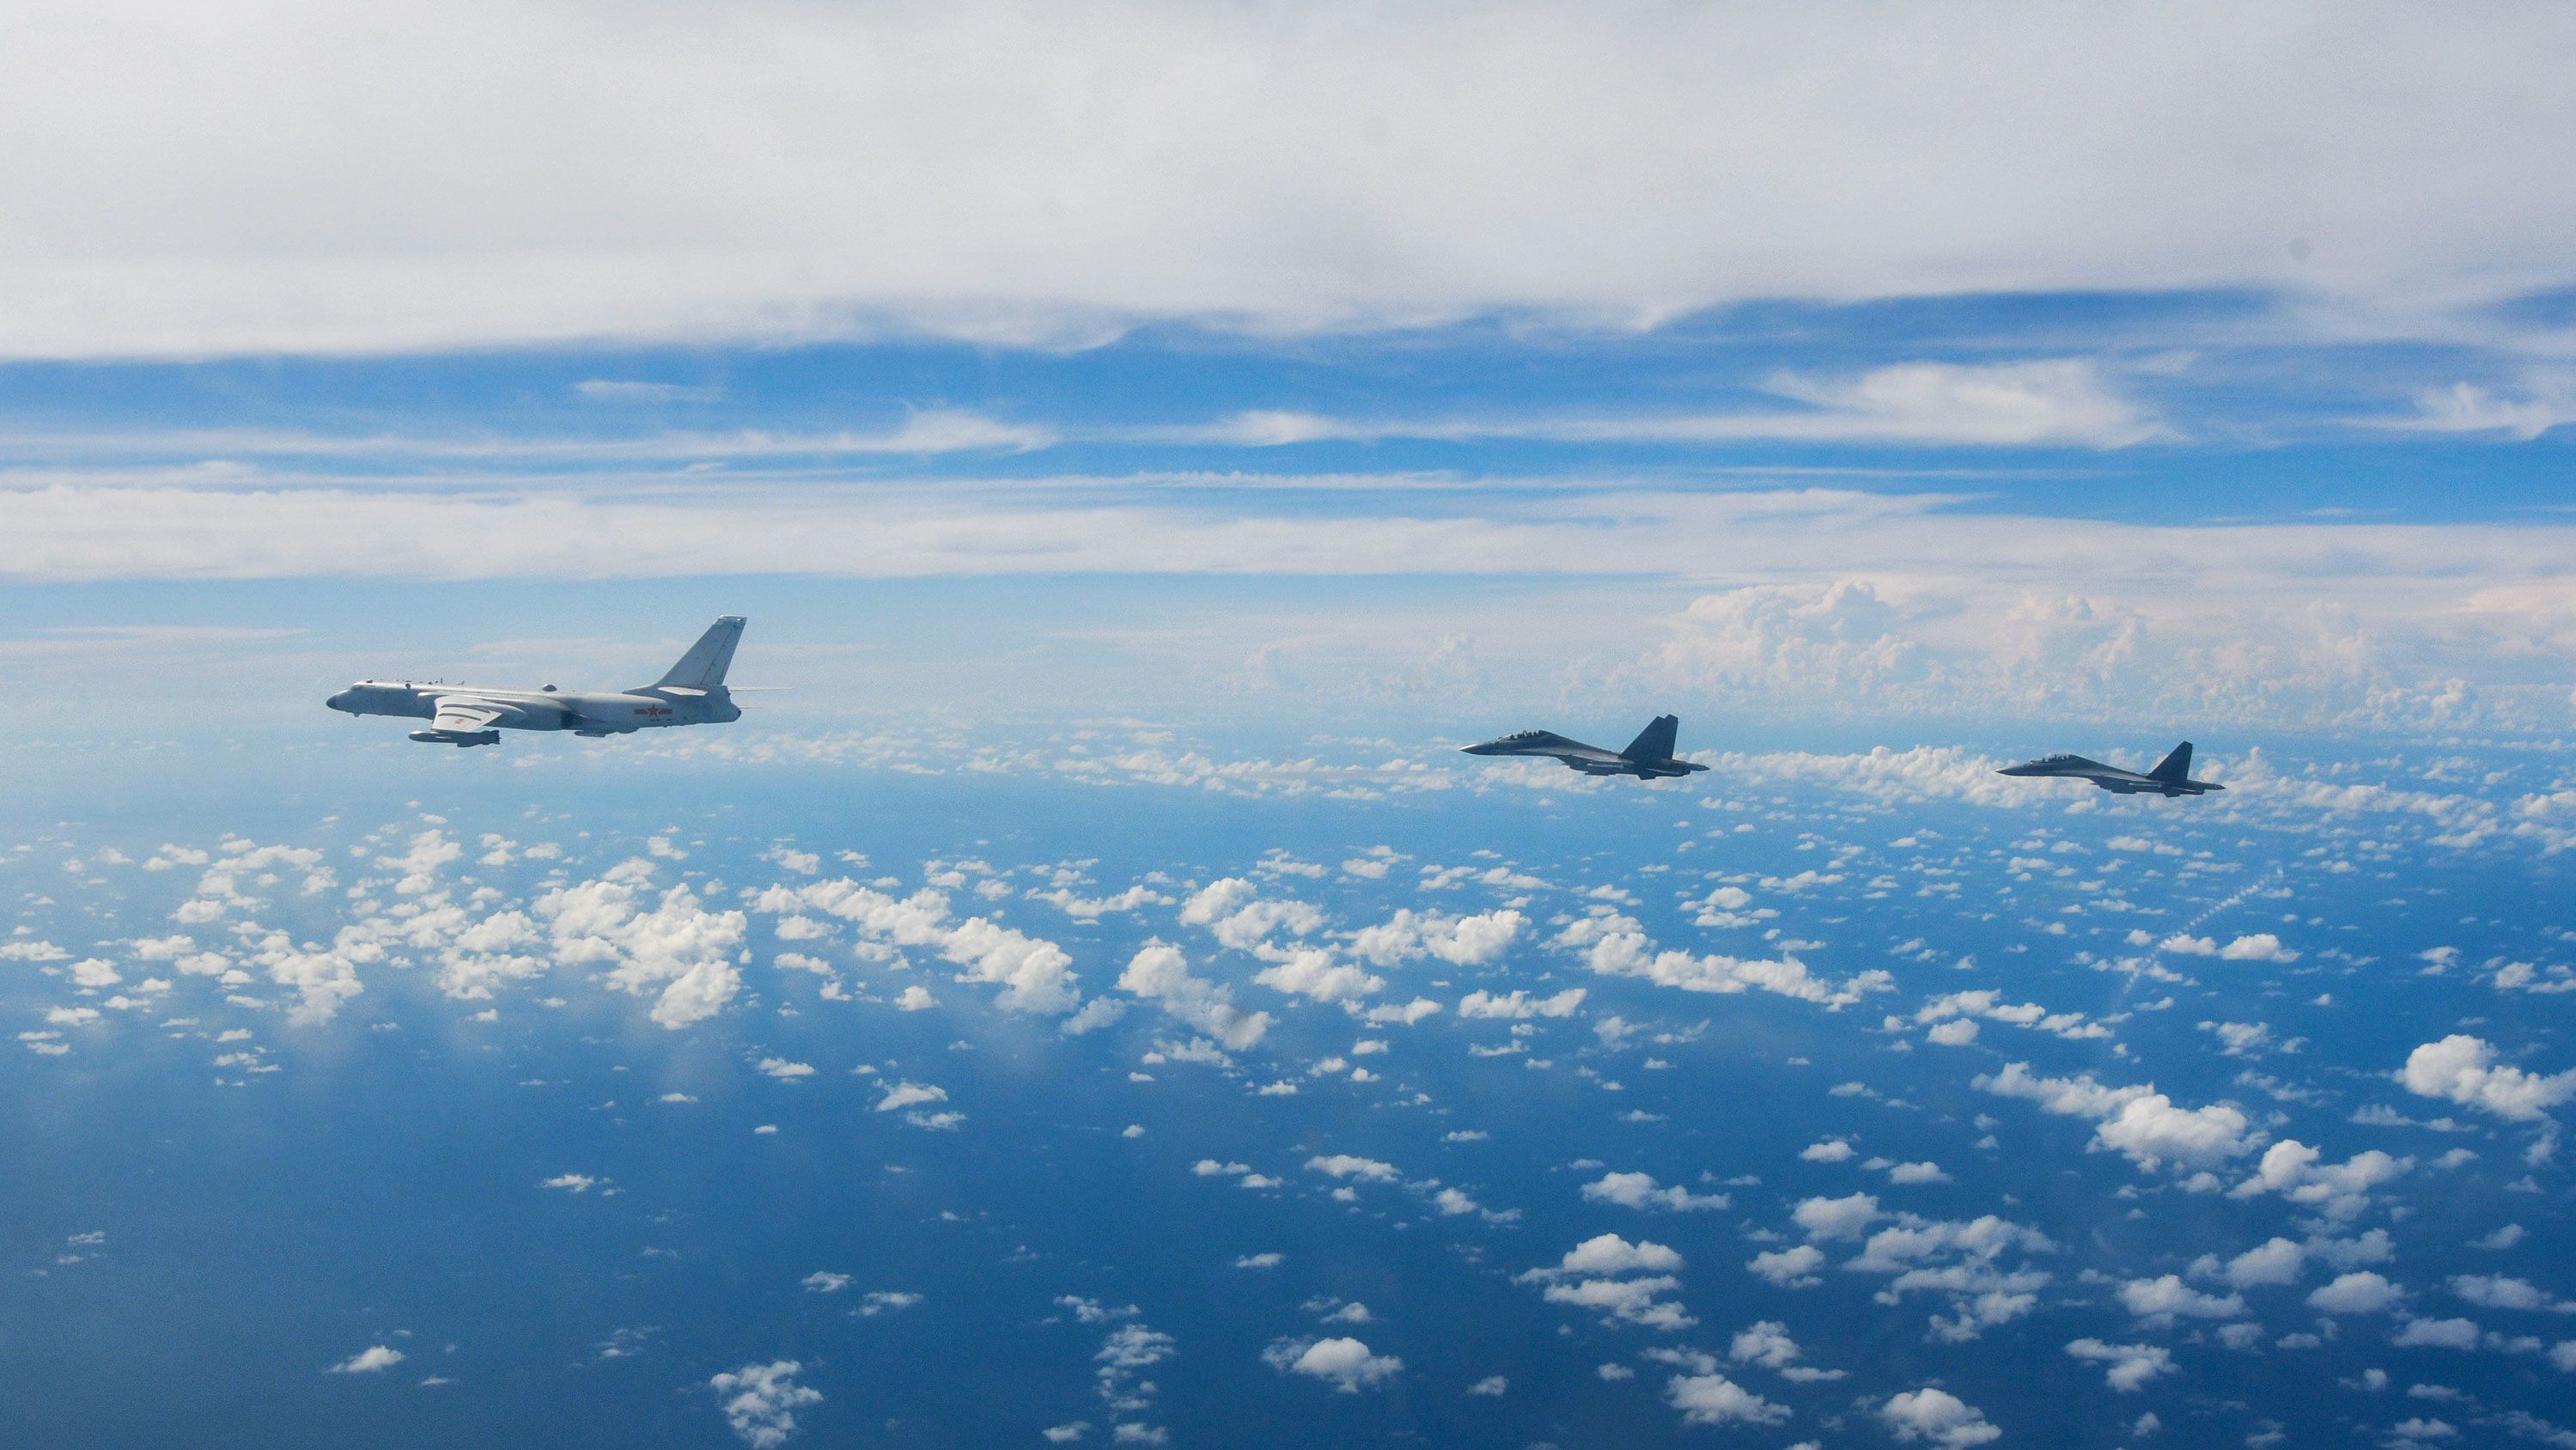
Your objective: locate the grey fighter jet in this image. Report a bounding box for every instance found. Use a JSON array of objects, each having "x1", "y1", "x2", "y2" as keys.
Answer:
[
  {"x1": 1997, "y1": 740, "x2": 2223, "y2": 797},
  {"x1": 326, "y1": 616, "x2": 748, "y2": 747},
  {"x1": 1461, "y1": 715, "x2": 1711, "y2": 780}
]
